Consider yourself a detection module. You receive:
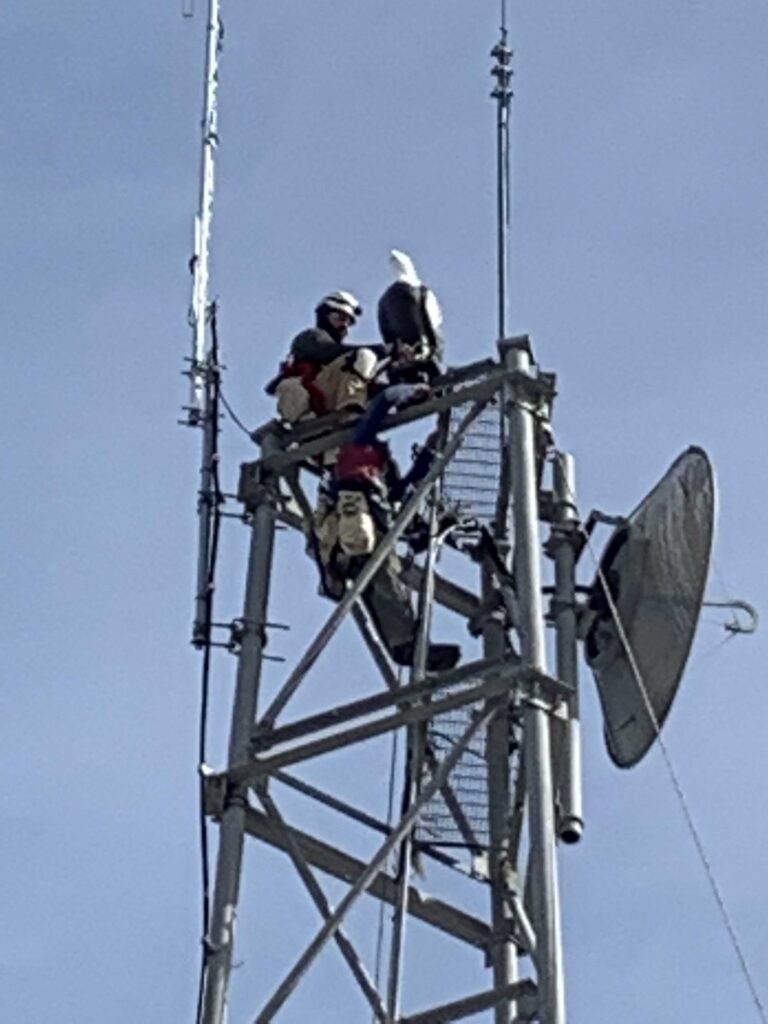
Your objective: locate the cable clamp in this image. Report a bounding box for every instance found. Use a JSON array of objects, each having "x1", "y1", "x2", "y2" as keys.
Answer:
[
  {"x1": 225, "y1": 618, "x2": 270, "y2": 655},
  {"x1": 202, "y1": 773, "x2": 227, "y2": 818},
  {"x1": 544, "y1": 521, "x2": 581, "y2": 557},
  {"x1": 548, "y1": 596, "x2": 577, "y2": 618}
]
